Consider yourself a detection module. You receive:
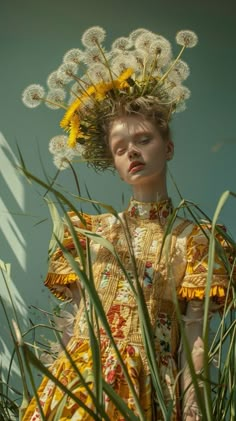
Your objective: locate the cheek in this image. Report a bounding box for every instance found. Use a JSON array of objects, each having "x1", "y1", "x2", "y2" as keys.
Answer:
[
  {"x1": 113, "y1": 157, "x2": 122, "y2": 173},
  {"x1": 114, "y1": 157, "x2": 127, "y2": 180}
]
